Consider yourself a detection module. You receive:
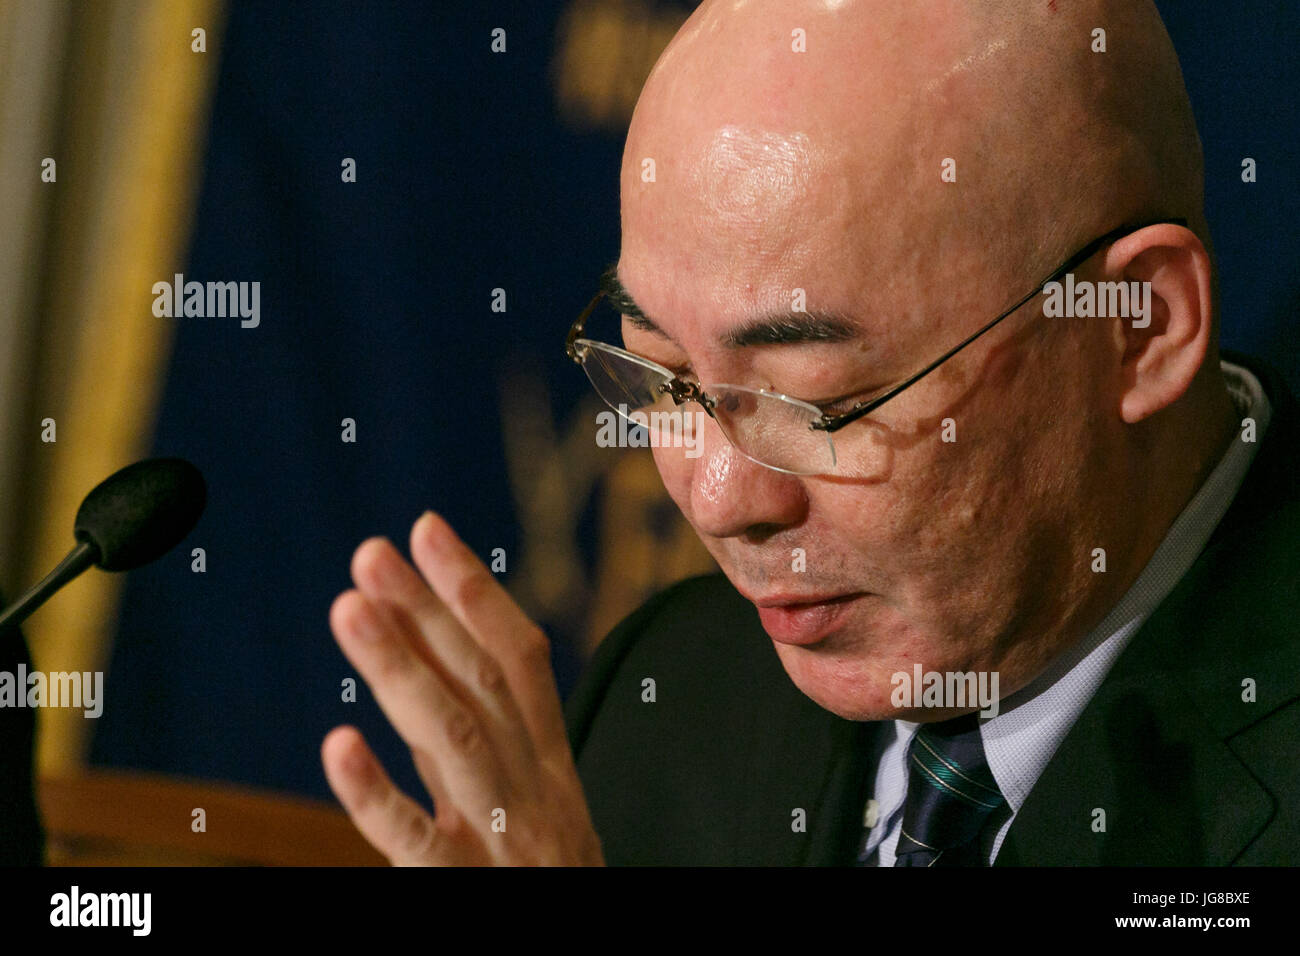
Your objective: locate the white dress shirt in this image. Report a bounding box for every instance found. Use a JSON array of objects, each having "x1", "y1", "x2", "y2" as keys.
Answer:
[{"x1": 860, "y1": 359, "x2": 1272, "y2": 865}]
